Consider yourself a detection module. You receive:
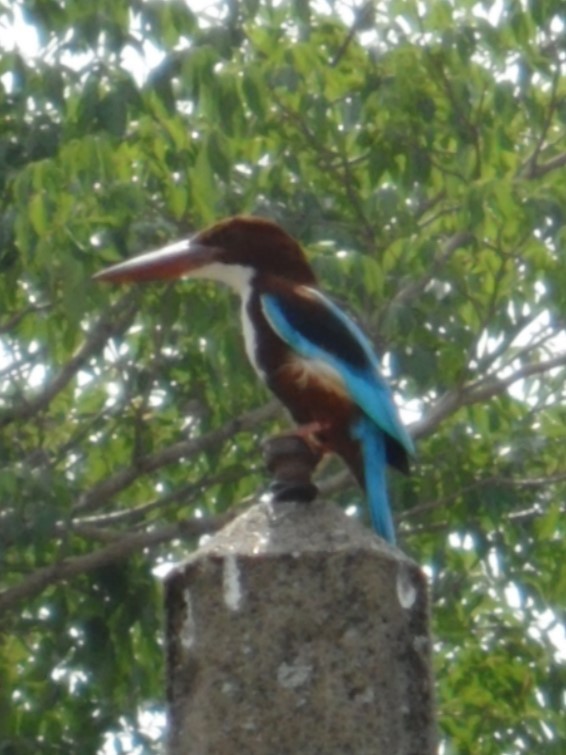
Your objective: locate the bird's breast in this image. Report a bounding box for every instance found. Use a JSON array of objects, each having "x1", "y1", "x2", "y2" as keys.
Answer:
[{"x1": 269, "y1": 354, "x2": 357, "y2": 432}]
